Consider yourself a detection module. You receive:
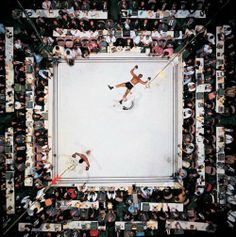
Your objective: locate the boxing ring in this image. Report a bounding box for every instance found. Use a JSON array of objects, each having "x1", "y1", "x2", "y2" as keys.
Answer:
[{"x1": 48, "y1": 55, "x2": 183, "y2": 187}]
